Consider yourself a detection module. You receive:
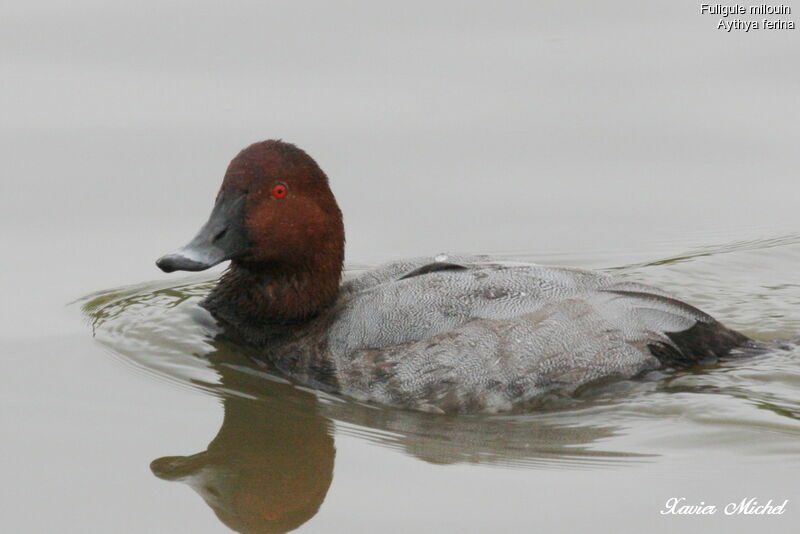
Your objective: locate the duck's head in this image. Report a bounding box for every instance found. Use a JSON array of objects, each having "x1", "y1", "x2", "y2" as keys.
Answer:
[{"x1": 157, "y1": 140, "x2": 344, "y2": 276}]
